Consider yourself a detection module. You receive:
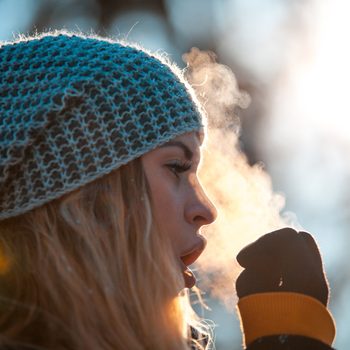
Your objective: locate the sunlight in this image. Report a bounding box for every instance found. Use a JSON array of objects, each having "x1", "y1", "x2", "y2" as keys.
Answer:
[{"x1": 293, "y1": 0, "x2": 350, "y2": 150}]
